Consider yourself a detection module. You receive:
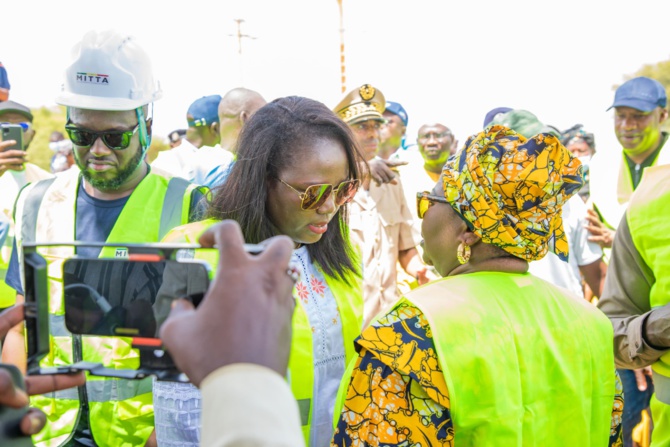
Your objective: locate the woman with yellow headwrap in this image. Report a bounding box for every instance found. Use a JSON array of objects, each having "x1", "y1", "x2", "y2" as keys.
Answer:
[{"x1": 331, "y1": 125, "x2": 623, "y2": 446}]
